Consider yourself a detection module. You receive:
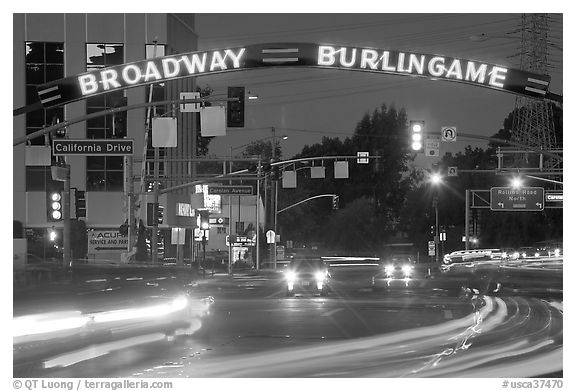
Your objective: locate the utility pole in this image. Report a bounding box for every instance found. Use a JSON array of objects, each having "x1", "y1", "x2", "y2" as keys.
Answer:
[
  {"x1": 270, "y1": 127, "x2": 277, "y2": 269},
  {"x1": 63, "y1": 163, "x2": 71, "y2": 268},
  {"x1": 148, "y1": 40, "x2": 160, "y2": 264}
]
